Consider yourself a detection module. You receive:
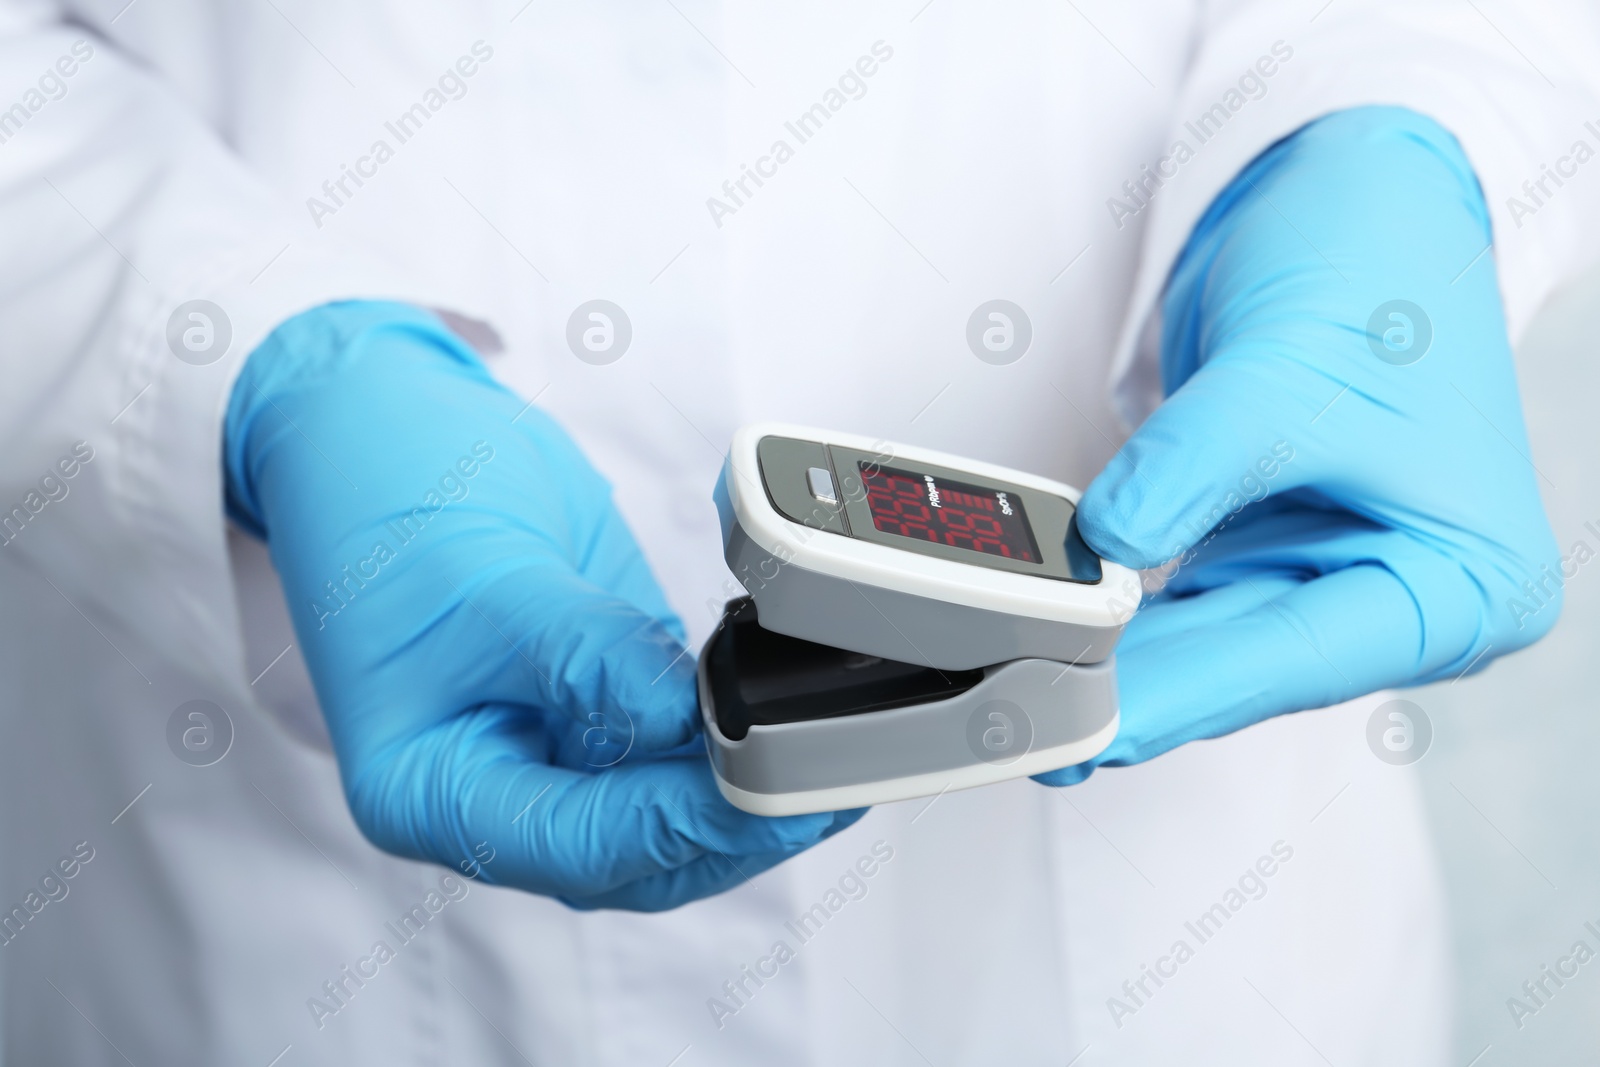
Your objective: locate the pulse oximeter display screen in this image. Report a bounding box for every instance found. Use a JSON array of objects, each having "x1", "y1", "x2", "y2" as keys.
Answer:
[{"x1": 859, "y1": 463, "x2": 1043, "y2": 563}]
